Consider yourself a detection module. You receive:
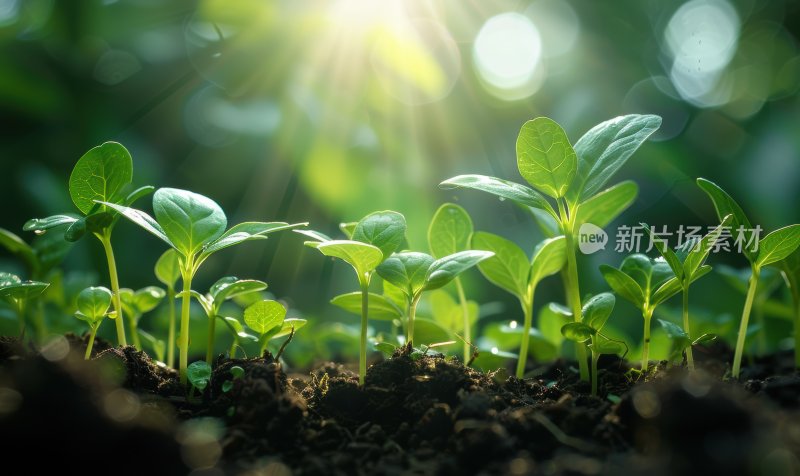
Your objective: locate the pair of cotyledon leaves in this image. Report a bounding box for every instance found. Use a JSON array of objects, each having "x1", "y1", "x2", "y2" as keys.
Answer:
[{"x1": 560, "y1": 293, "x2": 625, "y2": 355}]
